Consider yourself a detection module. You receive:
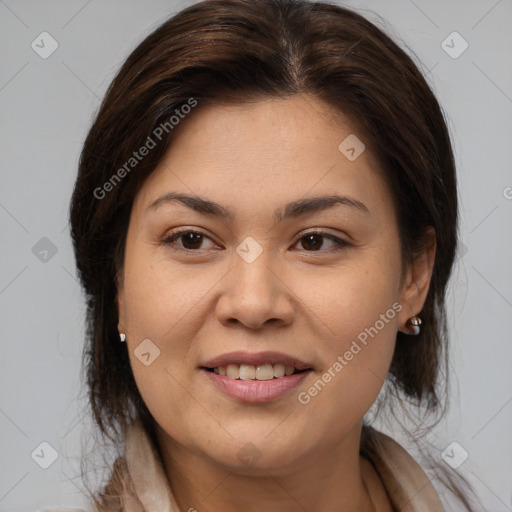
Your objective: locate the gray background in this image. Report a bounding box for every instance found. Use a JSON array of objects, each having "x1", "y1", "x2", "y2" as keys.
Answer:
[{"x1": 1, "y1": 0, "x2": 511, "y2": 510}]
